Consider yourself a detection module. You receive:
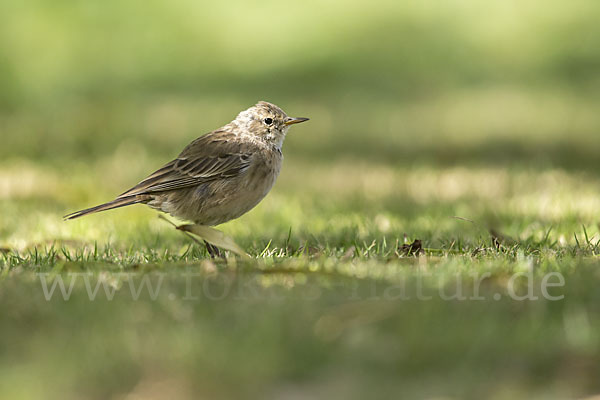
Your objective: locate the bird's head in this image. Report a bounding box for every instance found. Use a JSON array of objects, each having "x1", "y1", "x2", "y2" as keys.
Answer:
[{"x1": 231, "y1": 101, "x2": 309, "y2": 148}]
